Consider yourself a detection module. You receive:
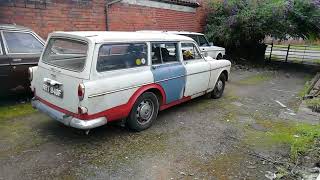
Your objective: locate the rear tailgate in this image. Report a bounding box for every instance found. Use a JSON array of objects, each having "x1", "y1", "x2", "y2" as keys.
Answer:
[
  {"x1": 34, "y1": 34, "x2": 93, "y2": 114},
  {"x1": 34, "y1": 66, "x2": 83, "y2": 113}
]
